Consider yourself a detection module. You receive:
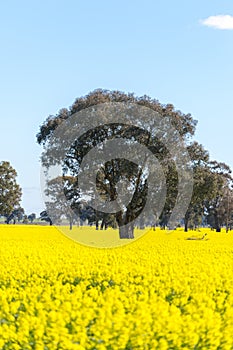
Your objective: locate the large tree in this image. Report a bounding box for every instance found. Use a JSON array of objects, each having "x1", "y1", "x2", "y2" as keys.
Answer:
[
  {"x1": 37, "y1": 89, "x2": 197, "y2": 238},
  {"x1": 0, "y1": 161, "x2": 22, "y2": 217}
]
